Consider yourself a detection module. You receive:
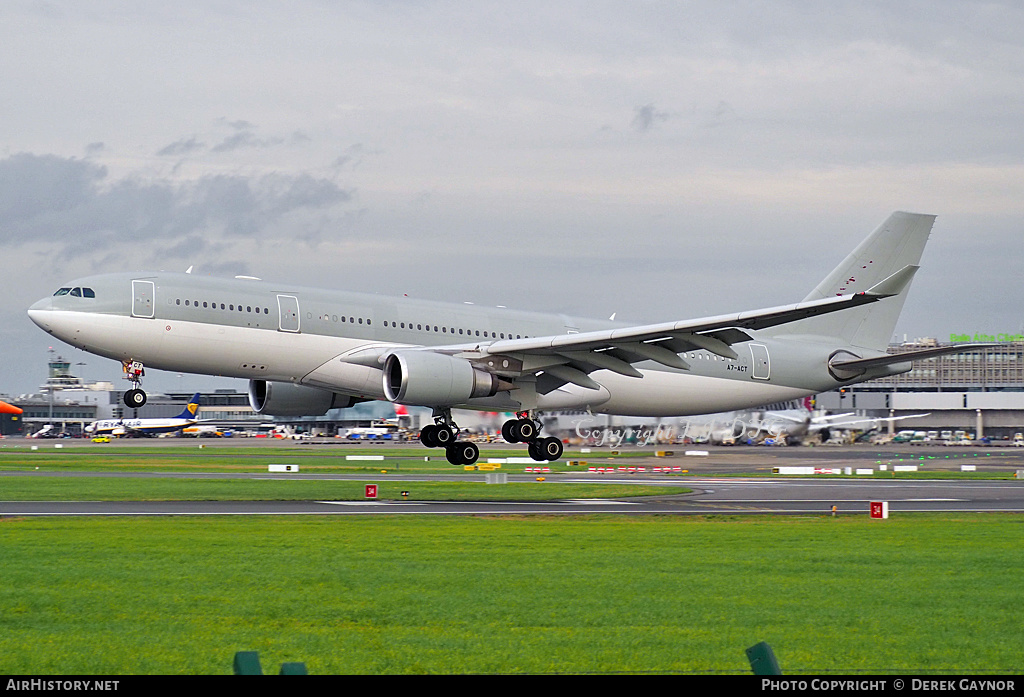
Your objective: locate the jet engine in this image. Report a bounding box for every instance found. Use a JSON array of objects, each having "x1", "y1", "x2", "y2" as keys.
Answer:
[
  {"x1": 383, "y1": 351, "x2": 506, "y2": 407},
  {"x1": 248, "y1": 380, "x2": 359, "y2": 416}
]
